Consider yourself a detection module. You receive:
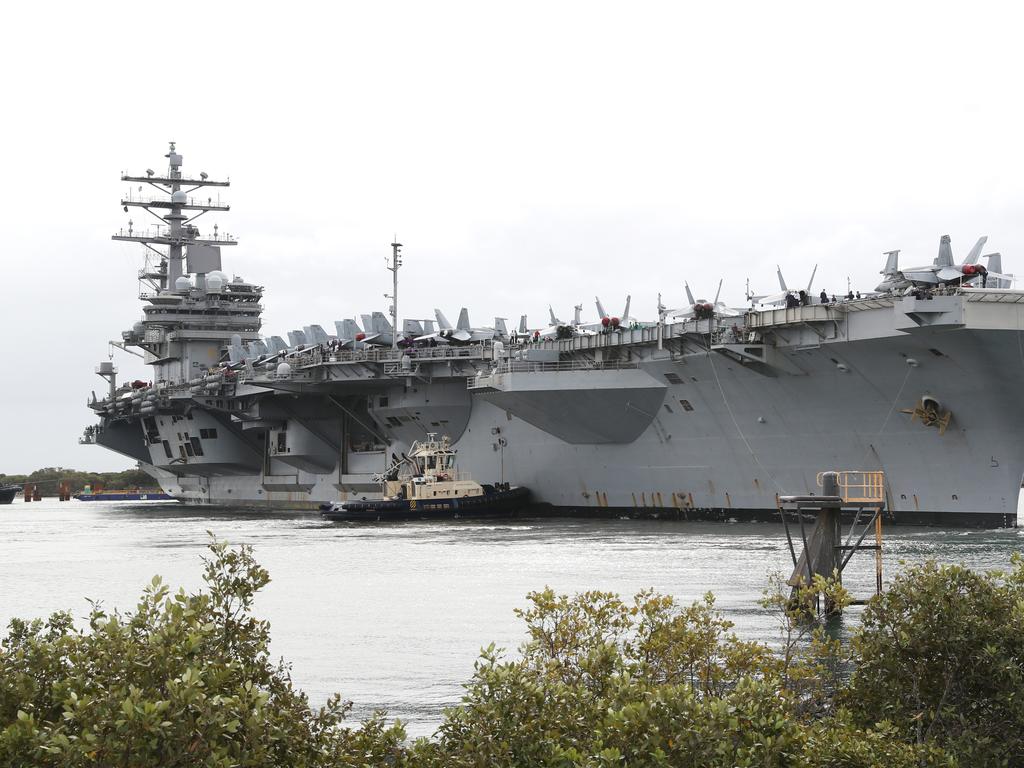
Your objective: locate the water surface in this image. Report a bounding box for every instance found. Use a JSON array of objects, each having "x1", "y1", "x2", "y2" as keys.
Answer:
[{"x1": 1, "y1": 499, "x2": 1020, "y2": 737}]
